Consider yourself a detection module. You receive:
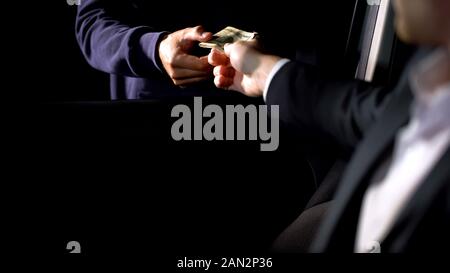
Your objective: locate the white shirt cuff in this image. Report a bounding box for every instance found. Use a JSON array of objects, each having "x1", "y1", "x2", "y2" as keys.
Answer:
[{"x1": 263, "y1": 58, "x2": 291, "y2": 101}]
